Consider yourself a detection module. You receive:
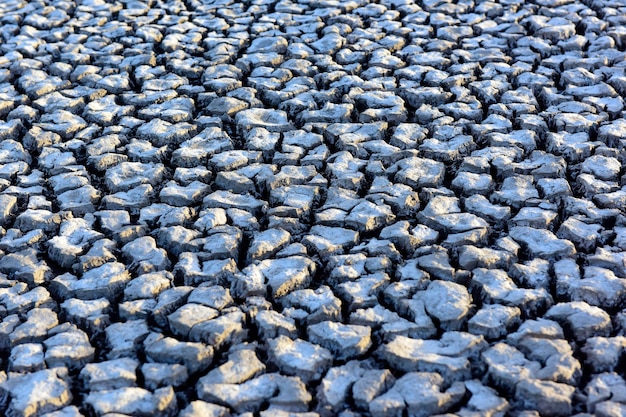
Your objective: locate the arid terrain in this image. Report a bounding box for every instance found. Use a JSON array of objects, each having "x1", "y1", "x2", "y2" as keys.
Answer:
[{"x1": 1, "y1": 0, "x2": 626, "y2": 416}]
